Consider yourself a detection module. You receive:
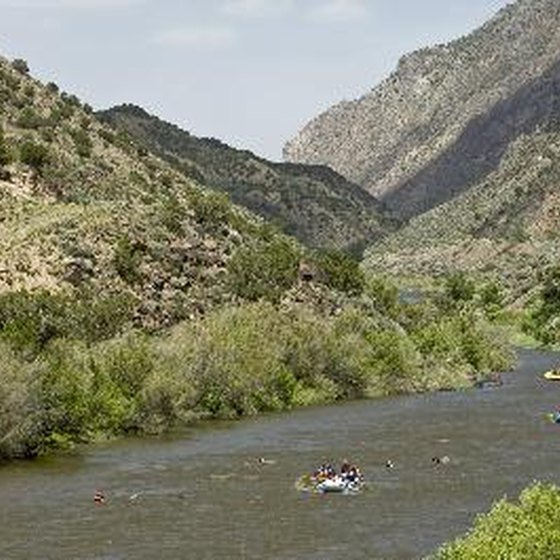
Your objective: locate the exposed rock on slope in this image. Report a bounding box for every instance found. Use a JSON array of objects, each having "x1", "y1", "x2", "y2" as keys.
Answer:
[
  {"x1": 98, "y1": 104, "x2": 394, "y2": 252},
  {"x1": 382, "y1": 57, "x2": 560, "y2": 219},
  {"x1": 284, "y1": 0, "x2": 560, "y2": 219}
]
